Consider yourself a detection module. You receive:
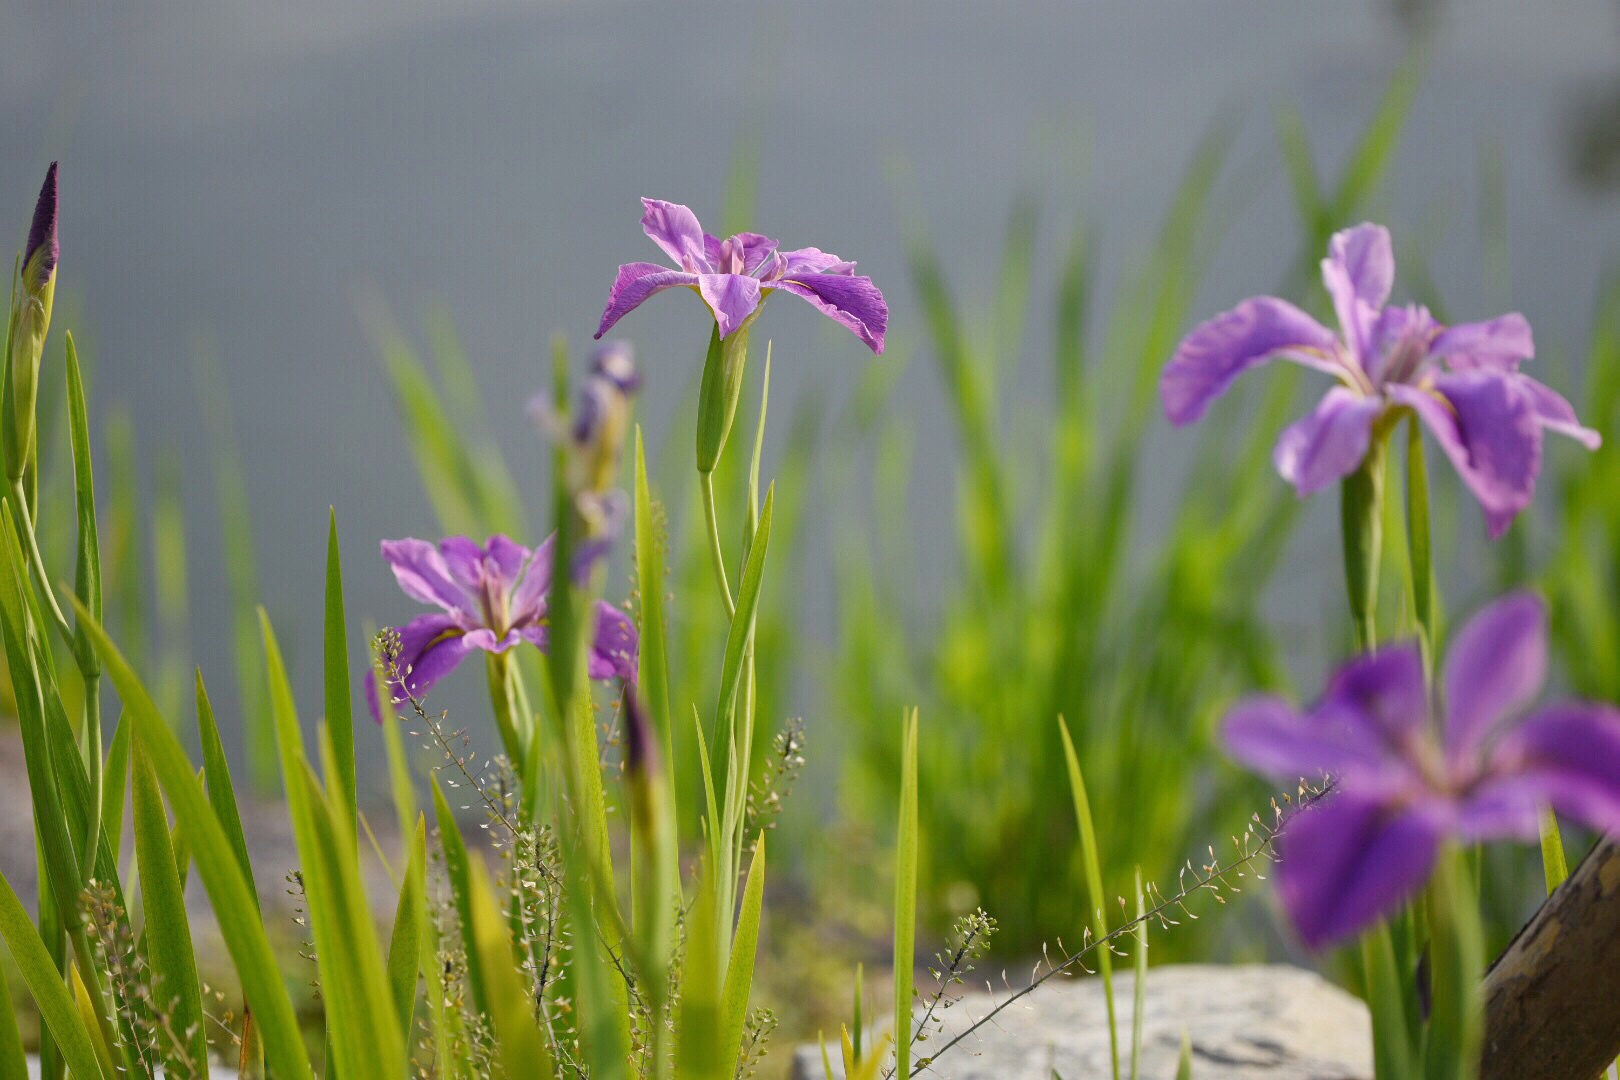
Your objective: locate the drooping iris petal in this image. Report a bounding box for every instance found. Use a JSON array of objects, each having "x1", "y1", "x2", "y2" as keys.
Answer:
[
  {"x1": 1518, "y1": 376, "x2": 1603, "y2": 449},
  {"x1": 640, "y1": 198, "x2": 711, "y2": 272},
  {"x1": 1321, "y1": 223, "x2": 1395, "y2": 363},
  {"x1": 766, "y1": 272, "x2": 888, "y2": 354},
  {"x1": 365, "y1": 613, "x2": 473, "y2": 722},
  {"x1": 697, "y1": 273, "x2": 764, "y2": 339},
  {"x1": 1275, "y1": 790, "x2": 1444, "y2": 949},
  {"x1": 1223, "y1": 694, "x2": 1396, "y2": 784},
  {"x1": 1431, "y1": 313, "x2": 1534, "y2": 373},
  {"x1": 1442, "y1": 592, "x2": 1547, "y2": 761},
  {"x1": 380, "y1": 538, "x2": 474, "y2": 615},
  {"x1": 1273, "y1": 387, "x2": 1386, "y2": 495},
  {"x1": 1160, "y1": 297, "x2": 1338, "y2": 426},
  {"x1": 1493, "y1": 702, "x2": 1620, "y2": 834},
  {"x1": 1387, "y1": 374, "x2": 1542, "y2": 538},
  {"x1": 595, "y1": 263, "x2": 700, "y2": 339}
]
